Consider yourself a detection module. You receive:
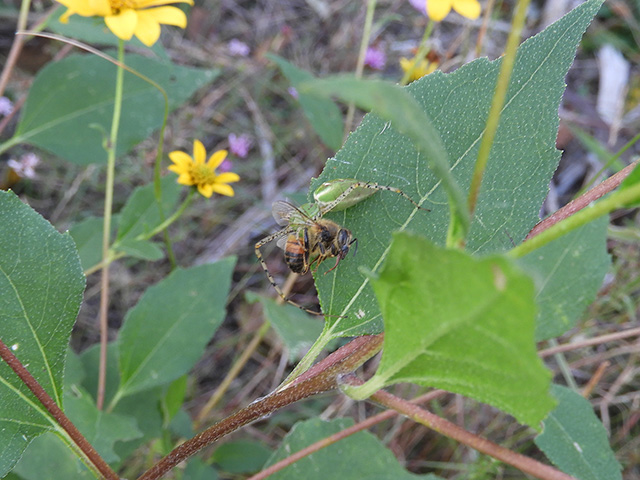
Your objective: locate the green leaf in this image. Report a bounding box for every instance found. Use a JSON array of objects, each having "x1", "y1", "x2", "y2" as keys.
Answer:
[
  {"x1": 351, "y1": 232, "x2": 554, "y2": 428},
  {"x1": 302, "y1": 0, "x2": 603, "y2": 340},
  {"x1": 69, "y1": 216, "x2": 105, "y2": 271},
  {"x1": 0, "y1": 190, "x2": 85, "y2": 477},
  {"x1": 517, "y1": 218, "x2": 610, "y2": 341},
  {"x1": 12, "y1": 432, "x2": 94, "y2": 480},
  {"x1": 184, "y1": 458, "x2": 219, "y2": 480},
  {"x1": 115, "y1": 258, "x2": 236, "y2": 400},
  {"x1": 269, "y1": 54, "x2": 343, "y2": 151},
  {"x1": 247, "y1": 293, "x2": 324, "y2": 361},
  {"x1": 161, "y1": 375, "x2": 188, "y2": 425},
  {"x1": 115, "y1": 175, "x2": 182, "y2": 242},
  {"x1": 619, "y1": 162, "x2": 640, "y2": 207},
  {"x1": 535, "y1": 385, "x2": 622, "y2": 480},
  {"x1": 64, "y1": 386, "x2": 141, "y2": 464},
  {"x1": 212, "y1": 440, "x2": 273, "y2": 474},
  {"x1": 114, "y1": 239, "x2": 164, "y2": 261},
  {"x1": 264, "y1": 418, "x2": 440, "y2": 480},
  {"x1": 14, "y1": 54, "x2": 219, "y2": 164}
]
